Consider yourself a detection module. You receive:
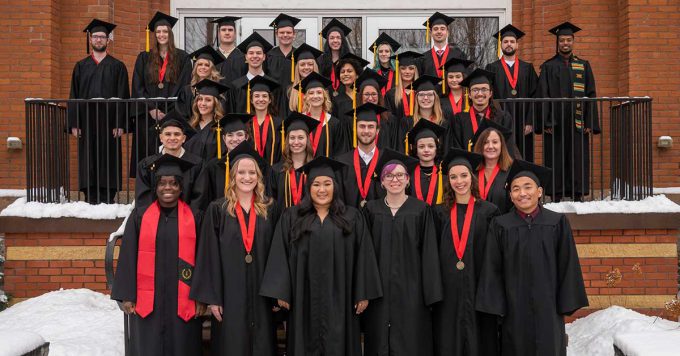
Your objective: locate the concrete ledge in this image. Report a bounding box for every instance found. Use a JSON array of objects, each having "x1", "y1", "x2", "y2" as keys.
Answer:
[
  {"x1": 0, "y1": 216, "x2": 123, "y2": 233},
  {"x1": 577, "y1": 243, "x2": 678, "y2": 258},
  {"x1": 566, "y1": 213, "x2": 680, "y2": 230},
  {"x1": 7, "y1": 246, "x2": 119, "y2": 260},
  {"x1": 586, "y1": 295, "x2": 676, "y2": 309}
]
